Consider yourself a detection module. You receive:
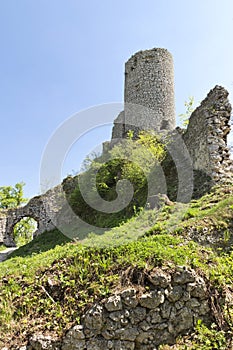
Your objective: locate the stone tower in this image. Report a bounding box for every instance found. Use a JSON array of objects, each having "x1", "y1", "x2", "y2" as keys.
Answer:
[{"x1": 112, "y1": 48, "x2": 176, "y2": 138}]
